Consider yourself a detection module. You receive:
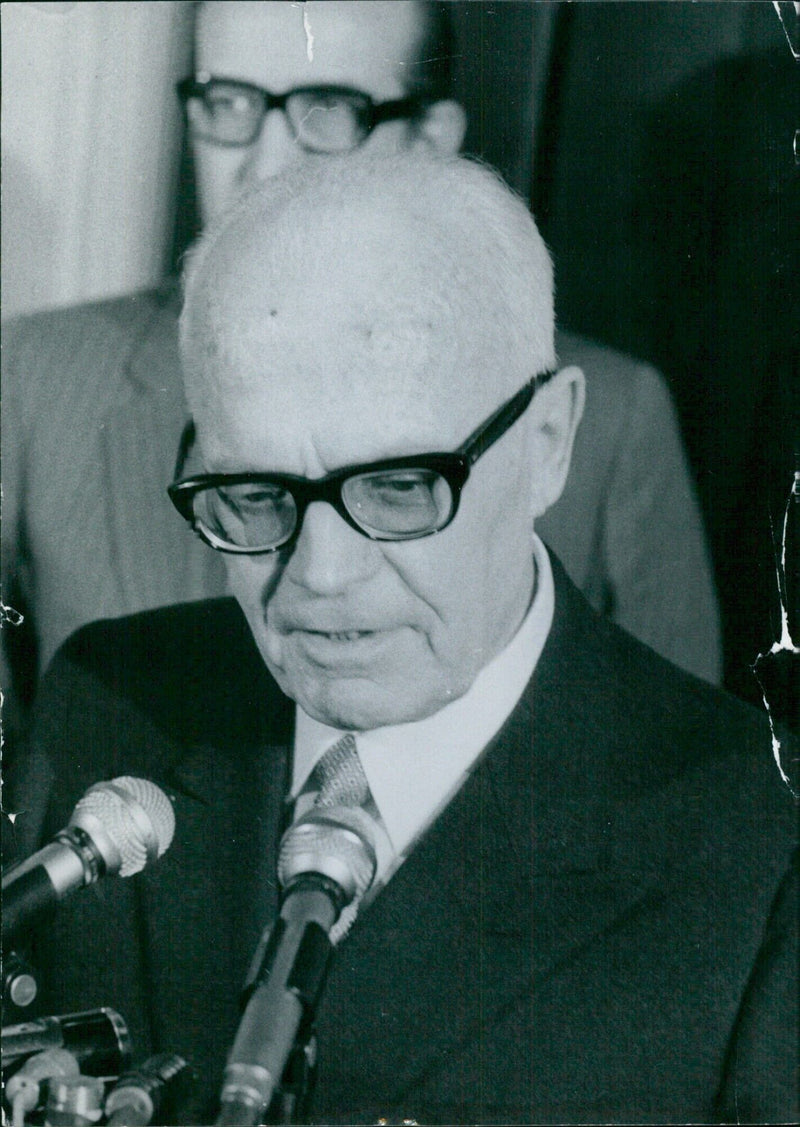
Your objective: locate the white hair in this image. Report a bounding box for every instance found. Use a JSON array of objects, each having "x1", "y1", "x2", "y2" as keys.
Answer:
[{"x1": 180, "y1": 151, "x2": 555, "y2": 397}]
